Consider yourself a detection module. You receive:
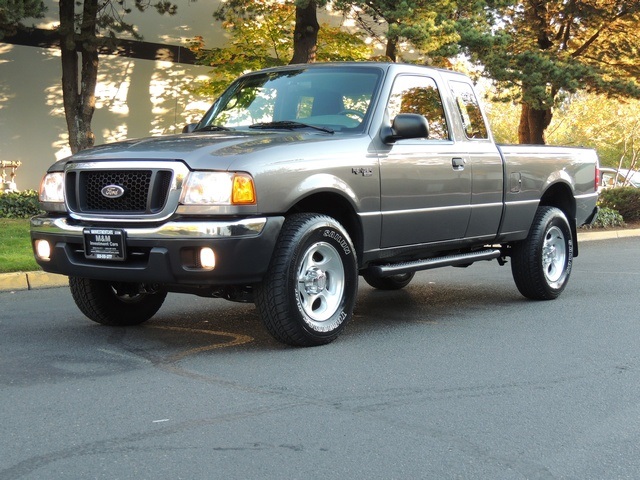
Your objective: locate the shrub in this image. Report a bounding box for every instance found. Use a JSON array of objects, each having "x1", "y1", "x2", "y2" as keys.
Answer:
[
  {"x1": 582, "y1": 206, "x2": 625, "y2": 229},
  {"x1": 598, "y1": 187, "x2": 640, "y2": 222},
  {"x1": 0, "y1": 190, "x2": 44, "y2": 218}
]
